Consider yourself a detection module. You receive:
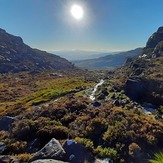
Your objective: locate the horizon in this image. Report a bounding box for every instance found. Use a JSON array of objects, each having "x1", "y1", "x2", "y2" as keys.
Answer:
[{"x1": 0, "y1": 0, "x2": 163, "y2": 52}]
